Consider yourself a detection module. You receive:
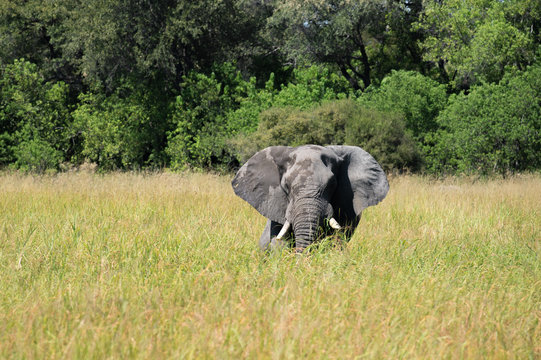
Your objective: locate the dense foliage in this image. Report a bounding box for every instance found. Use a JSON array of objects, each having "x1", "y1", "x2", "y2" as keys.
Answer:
[
  {"x1": 232, "y1": 100, "x2": 420, "y2": 171},
  {"x1": 0, "y1": 0, "x2": 540, "y2": 175},
  {"x1": 425, "y1": 63, "x2": 541, "y2": 175},
  {"x1": 0, "y1": 60, "x2": 71, "y2": 171}
]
